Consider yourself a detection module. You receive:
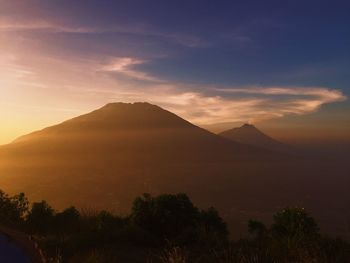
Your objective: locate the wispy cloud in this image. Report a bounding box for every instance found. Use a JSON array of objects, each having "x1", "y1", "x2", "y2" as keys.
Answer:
[
  {"x1": 0, "y1": 17, "x2": 207, "y2": 48},
  {"x1": 1, "y1": 49, "x2": 346, "y2": 126},
  {"x1": 217, "y1": 86, "x2": 345, "y2": 100},
  {"x1": 100, "y1": 57, "x2": 164, "y2": 82},
  {"x1": 128, "y1": 87, "x2": 346, "y2": 124},
  {"x1": 95, "y1": 59, "x2": 347, "y2": 124},
  {"x1": 0, "y1": 17, "x2": 74, "y2": 32}
]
